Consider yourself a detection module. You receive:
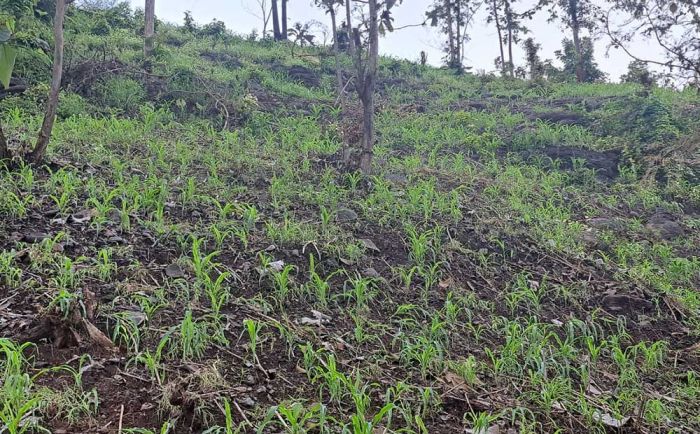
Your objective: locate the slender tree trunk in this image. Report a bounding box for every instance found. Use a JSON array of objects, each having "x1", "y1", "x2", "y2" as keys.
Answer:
[
  {"x1": 330, "y1": 8, "x2": 343, "y2": 99},
  {"x1": 569, "y1": 0, "x2": 584, "y2": 82},
  {"x1": 492, "y1": 0, "x2": 506, "y2": 73},
  {"x1": 29, "y1": 0, "x2": 66, "y2": 164},
  {"x1": 455, "y1": 1, "x2": 463, "y2": 69},
  {"x1": 271, "y1": 0, "x2": 281, "y2": 40},
  {"x1": 444, "y1": 0, "x2": 456, "y2": 68},
  {"x1": 343, "y1": 0, "x2": 356, "y2": 165},
  {"x1": 0, "y1": 120, "x2": 9, "y2": 162},
  {"x1": 144, "y1": 0, "x2": 155, "y2": 57},
  {"x1": 358, "y1": 0, "x2": 379, "y2": 174},
  {"x1": 507, "y1": 27, "x2": 514, "y2": 77},
  {"x1": 505, "y1": 0, "x2": 514, "y2": 77},
  {"x1": 281, "y1": 0, "x2": 288, "y2": 40}
]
